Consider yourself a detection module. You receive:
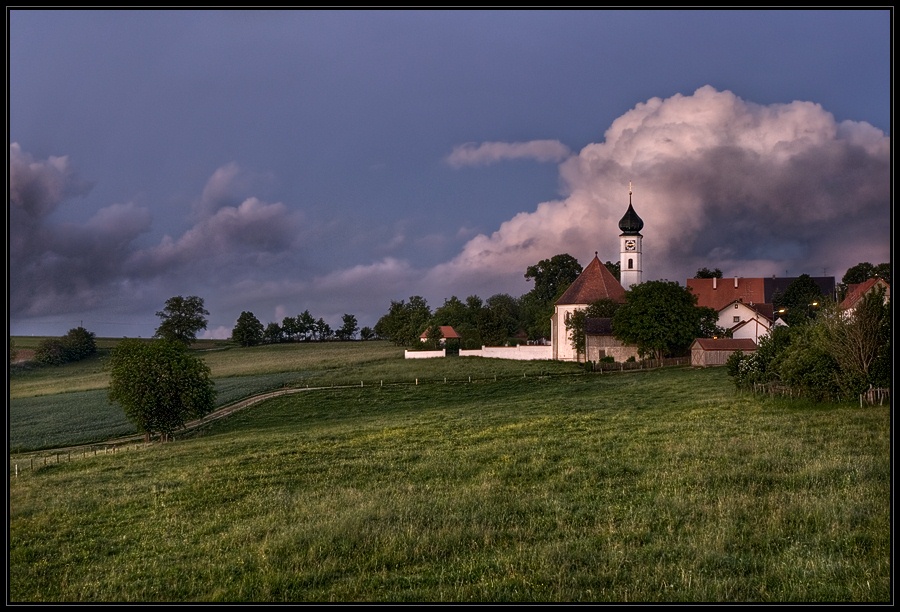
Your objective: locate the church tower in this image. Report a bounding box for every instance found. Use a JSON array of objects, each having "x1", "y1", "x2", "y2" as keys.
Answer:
[{"x1": 618, "y1": 182, "x2": 644, "y2": 291}]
